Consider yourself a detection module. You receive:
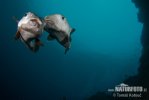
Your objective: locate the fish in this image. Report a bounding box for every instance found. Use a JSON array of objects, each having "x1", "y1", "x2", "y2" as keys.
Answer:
[
  {"x1": 44, "y1": 14, "x2": 75, "y2": 54},
  {"x1": 14, "y1": 12, "x2": 44, "y2": 52}
]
